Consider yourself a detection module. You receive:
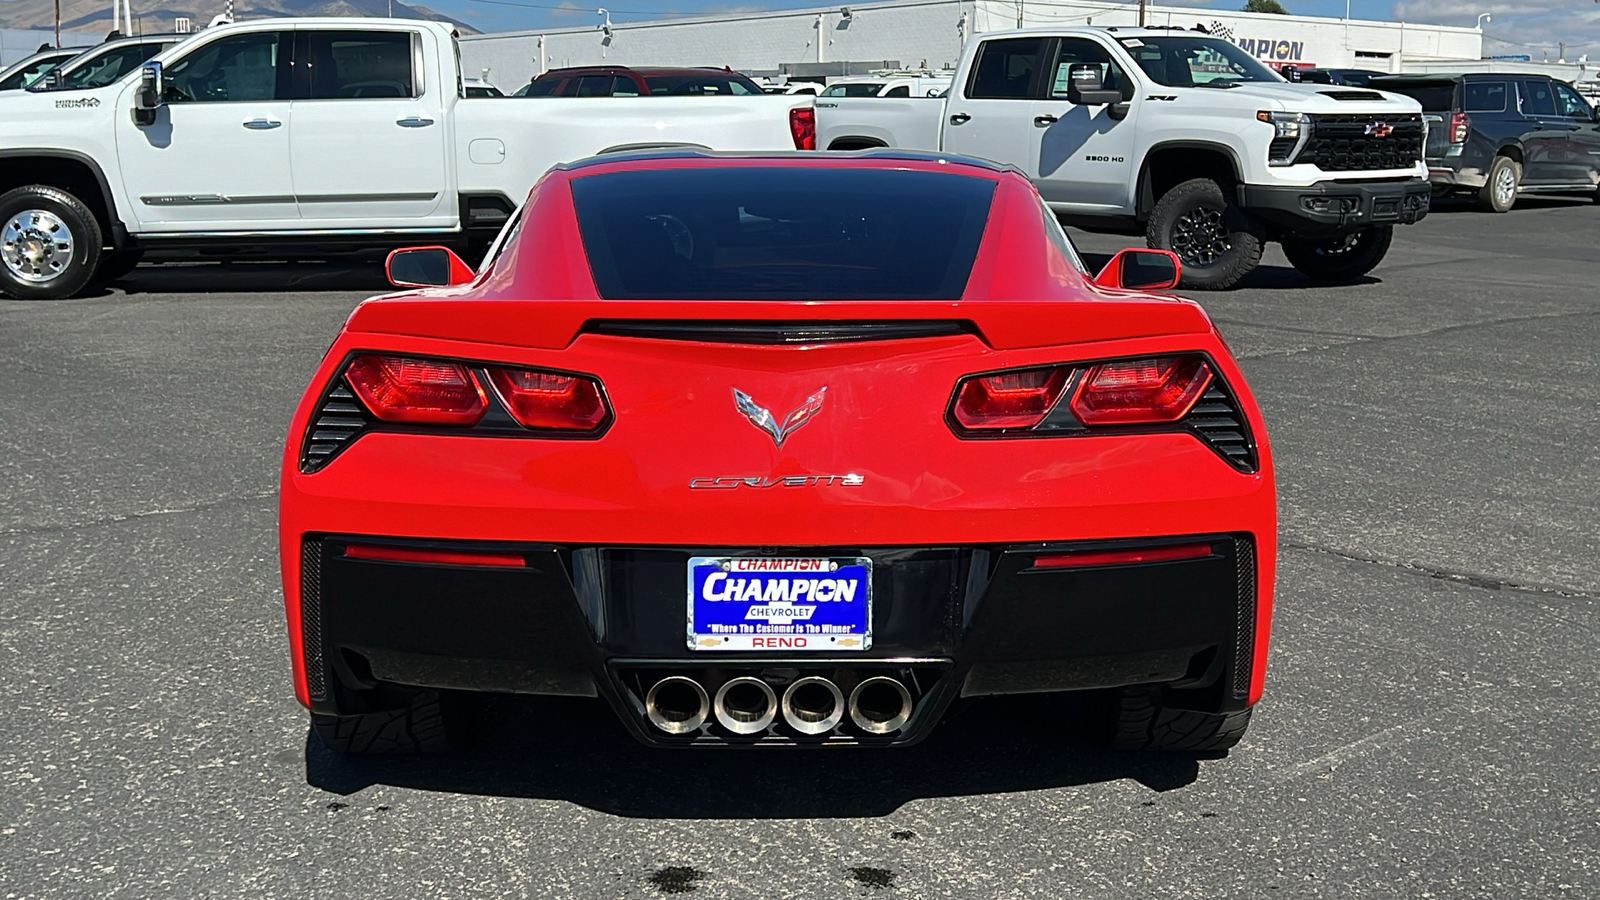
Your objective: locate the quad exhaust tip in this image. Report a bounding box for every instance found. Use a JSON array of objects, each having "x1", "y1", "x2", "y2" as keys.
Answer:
[
  {"x1": 849, "y1": 676, "x2": 913, "y2": 734},
  {"x1": 781, "y1": 676, "x2": 846, "y2": 735},
  {"x1": 714, "y1": 676, "x2": 778, "y2": 735},
  {"x1": 644, "y1": 676, "x2": 710, "y2": 735}
]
